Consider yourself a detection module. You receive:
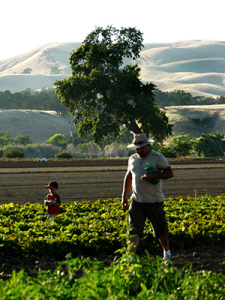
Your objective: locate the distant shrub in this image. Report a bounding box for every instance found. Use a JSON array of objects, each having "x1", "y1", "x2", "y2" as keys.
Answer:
[
  {"x1": 157, "y1": 146, "x2": 177, "y2": 158},
  {"x1": 24, "y1": 144, "x2": 62, "y2": 158},
  {"x1": 3, "y1": 149, "x2": 25, "y2": 158},
  {"x1": 0, "y1": 131, "x2": 13, "y2": 147},
  {"x1": 76, "y1": 142, "x2": 102, "y2": 158},
  {"x1": 104, "y1": 143, "x2": 129, "y2": 157},
  {"x1": 66, "y1": 144, "x2": 77, "y2": 155},
  {"x1": 55, "y1": 152, "x2": 73, "y2": 159},
  {"x1": 13, "y1": 134, "x2": 33, "y2": 145},
  {"x1": 45, "y1": 134, "x2": 67, "y2": 149},
  {"x1": 3, "y1": 144, "x2": 62, "y2": 159},
  {"x1": 22, "y1": 68, "x2": 32, "y2": 74}
]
